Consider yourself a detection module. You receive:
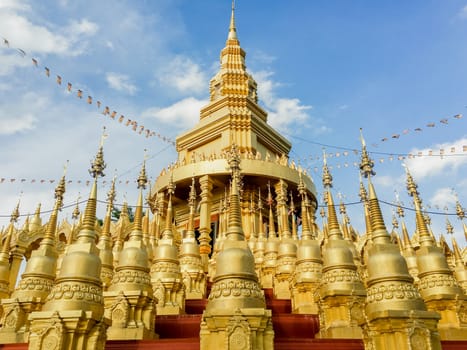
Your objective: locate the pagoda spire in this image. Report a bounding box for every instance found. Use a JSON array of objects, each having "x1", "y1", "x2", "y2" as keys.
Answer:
[
  {"x1": 29, "y1": 131, "x2": 108, "y2": 350},
  {"x1": 201, "y1": 144, "x2": 273, "y2": 350},
  {"x1": 105, "y1": 157, "x2": 156, "y2": 340},
  {"x1": 318, "y1": 151, "x2": 366, "y2": 338},
  {"x1": 0, "y1": 167, "x2": 66, "y2": 342},
  {"x1": 358, "y1": 131, "x2": 441, "y2": 350},
  {"x1": 228, "y1": 0, "x2": 237, "y2": 41},
  {"x1": 97, "y1": 175, "x2": 116, "y2": 291},
  {"x1": 403, "y1": 164, "x2": 466, "y2": 340}
]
